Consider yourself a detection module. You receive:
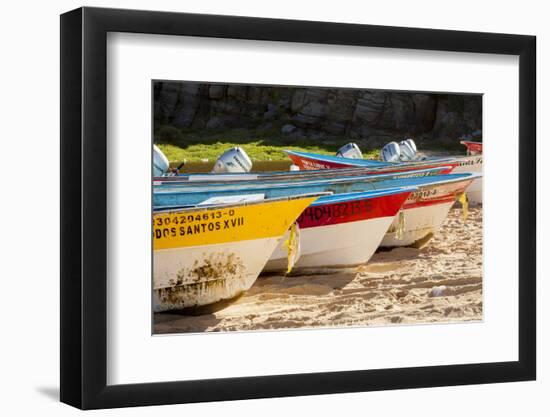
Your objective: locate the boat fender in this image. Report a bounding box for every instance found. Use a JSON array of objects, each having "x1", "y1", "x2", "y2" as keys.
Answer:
[
  {"x1": 457, "y1": 192, "x2": 469, "y2": 220},
  {"x1": 211, "y1": 147, "x2": 253, "y2": 173},
  {"x1": 283, "y1": 222, "x2": 301, "y2": 274},
  {"x1": 381, "y1": 142, "x2": 401, "y2": 162},
  {"x1": 153, "y1": 145, "x2": 170, "y2": 177},
  {"x1": 336, "y1": 143, "x2": 363, "y2": 159}
]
